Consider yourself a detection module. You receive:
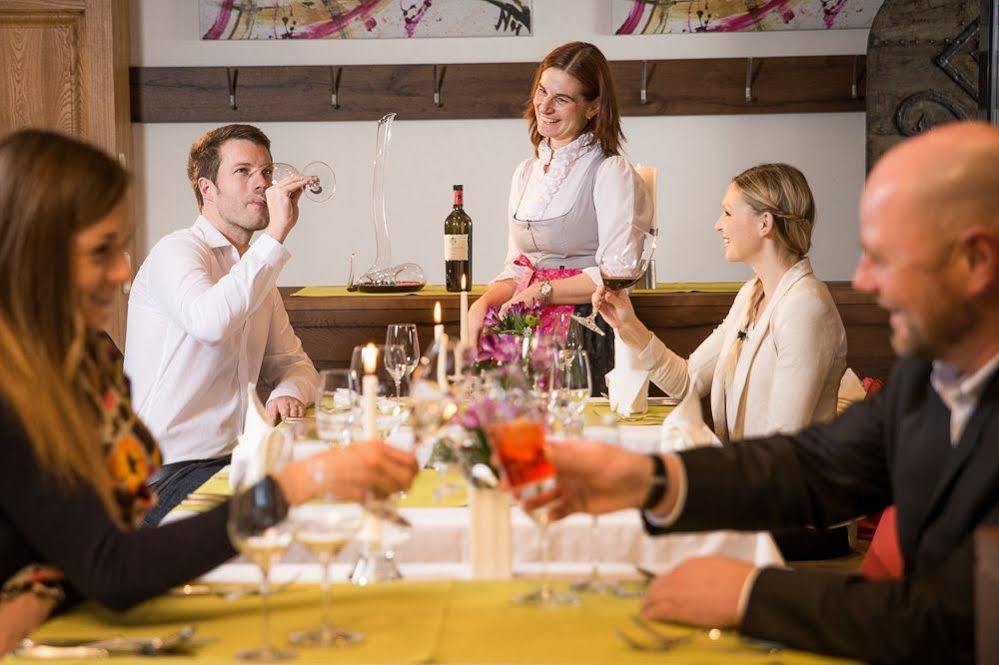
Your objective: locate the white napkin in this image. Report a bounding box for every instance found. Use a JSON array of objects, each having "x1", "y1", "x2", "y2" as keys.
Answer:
[
  {"x1": 605, "y1": 331, "x2": 650, "y2": 416},
  {"x1": 229, "y1": 384, "x2": 277, "y2": 489},
  {"x1": 837, "y1": 367, "x2": 867, "y2": 414},
  {"x1": 659, "y1": 389, "x2": 720, "y2": 452}
]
